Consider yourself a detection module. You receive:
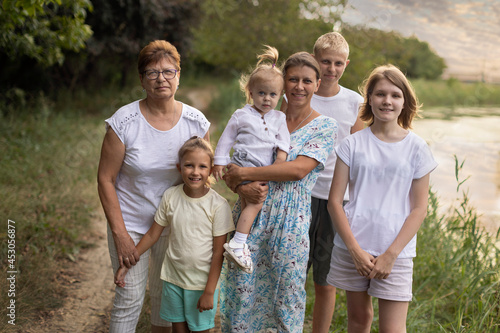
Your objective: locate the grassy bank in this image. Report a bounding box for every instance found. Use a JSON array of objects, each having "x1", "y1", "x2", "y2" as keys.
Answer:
[
  {"x1": 413, "y1": 78, "x2": 500, "y2": 111},
  {"x1": 0, "y1": 109, "x2": 103, "y2": 331}
]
